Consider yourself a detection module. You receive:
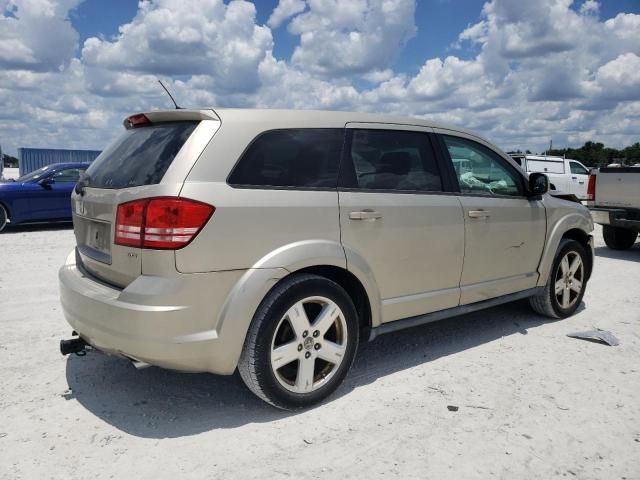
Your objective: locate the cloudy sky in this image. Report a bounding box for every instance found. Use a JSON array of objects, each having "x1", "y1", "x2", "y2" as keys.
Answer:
[{"x1": 1, "y1": 0, "x2": 639, "y2": 156}]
